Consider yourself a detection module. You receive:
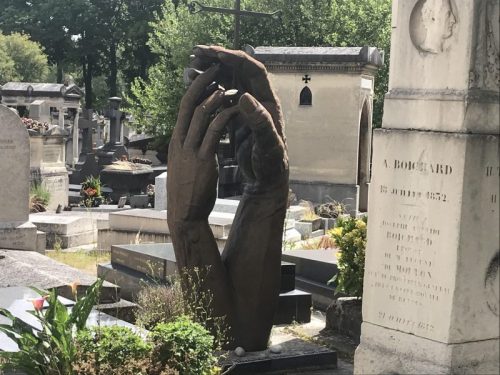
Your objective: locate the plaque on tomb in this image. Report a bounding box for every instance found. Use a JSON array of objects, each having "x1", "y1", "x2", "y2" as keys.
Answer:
[{"x1": 110, "y1": 243, "x2": 177, "y2": 280}]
